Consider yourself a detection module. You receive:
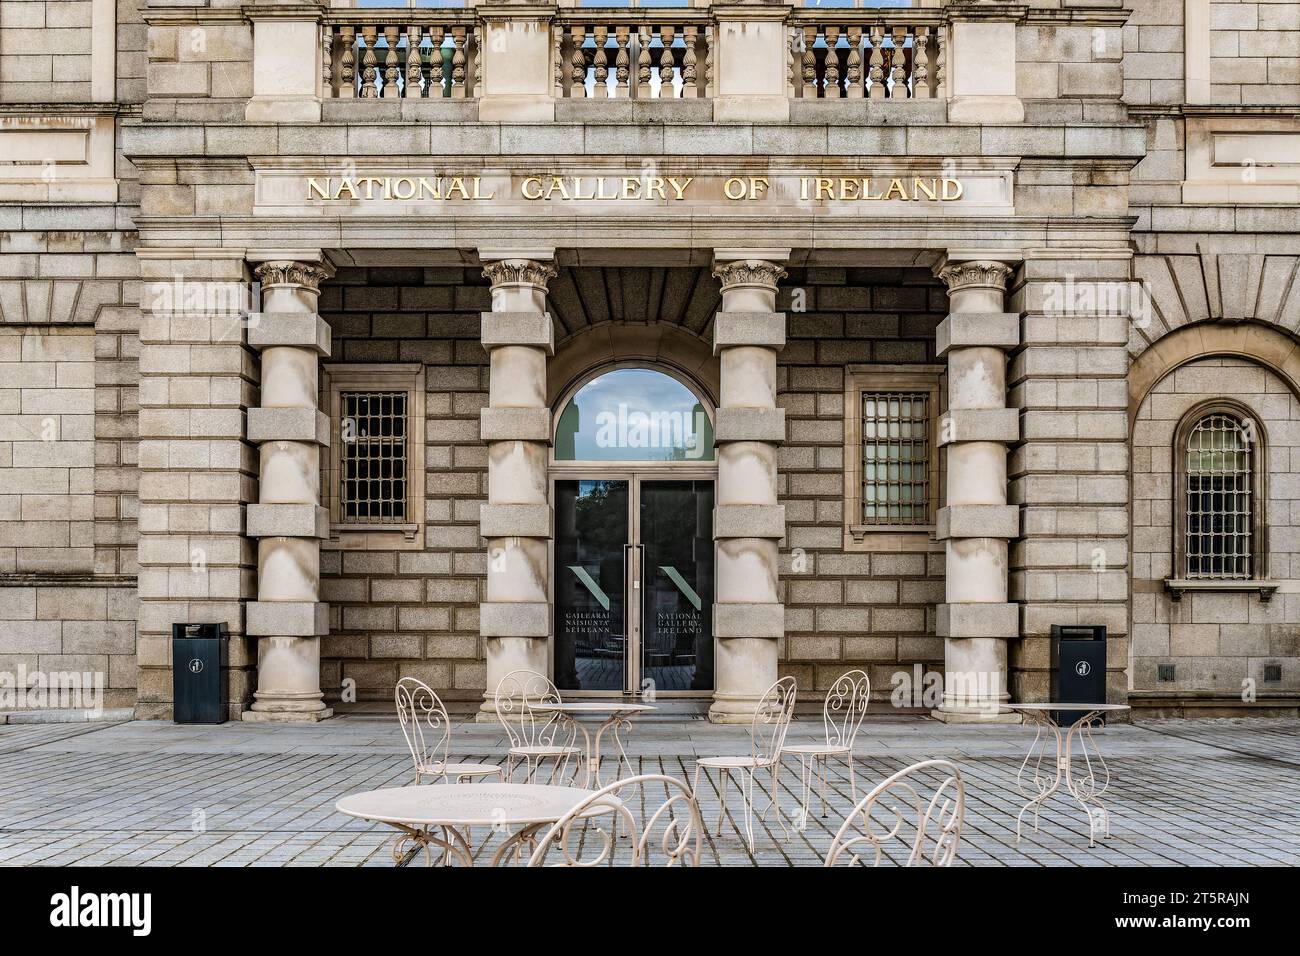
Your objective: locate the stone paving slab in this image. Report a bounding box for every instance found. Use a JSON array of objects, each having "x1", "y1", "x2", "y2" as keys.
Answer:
[{"x1": 0, "y1": 716, "x2": 1295, "y2": 867}]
